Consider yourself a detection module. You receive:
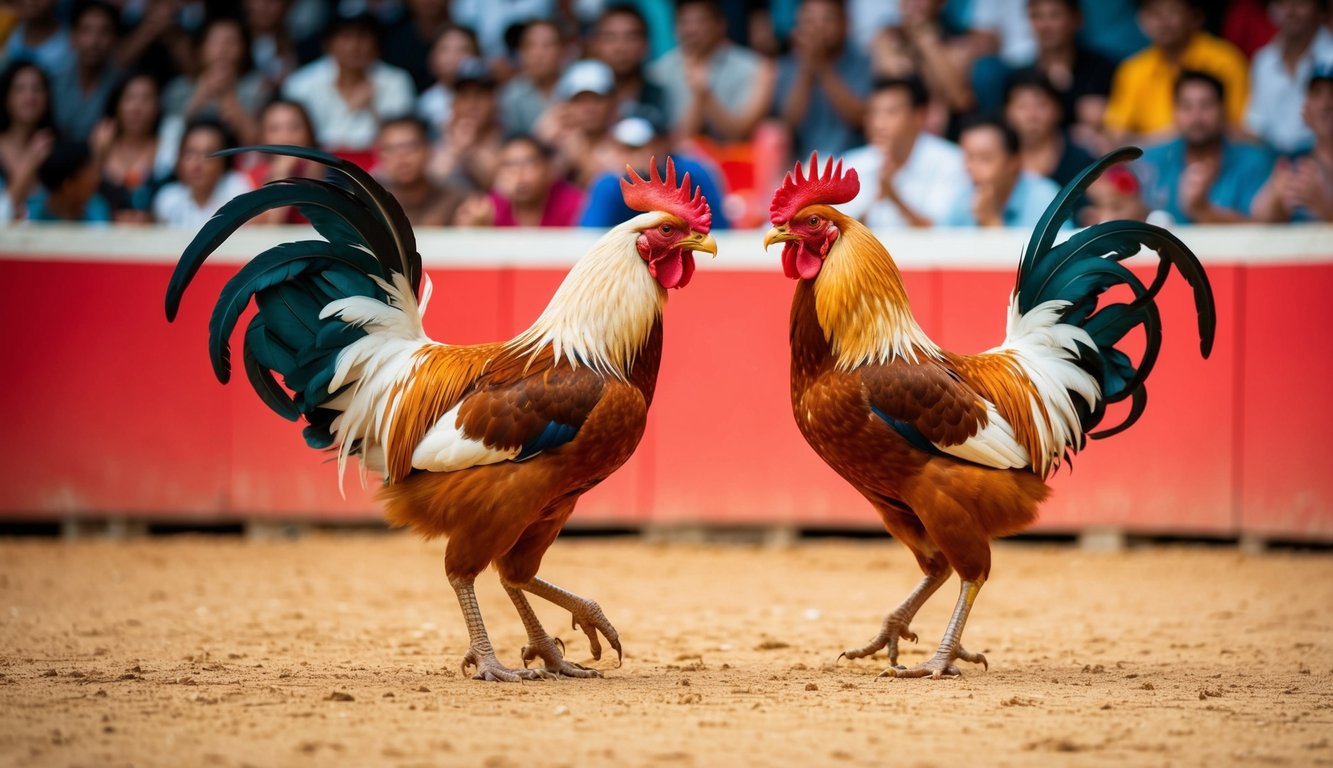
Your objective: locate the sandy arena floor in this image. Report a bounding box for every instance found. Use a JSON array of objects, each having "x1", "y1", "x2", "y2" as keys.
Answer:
[{"x1": 1, "y1": 533, "x2": 1331, "y2": 768}]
